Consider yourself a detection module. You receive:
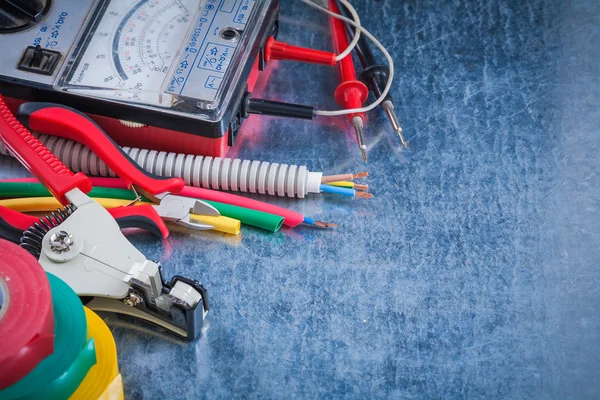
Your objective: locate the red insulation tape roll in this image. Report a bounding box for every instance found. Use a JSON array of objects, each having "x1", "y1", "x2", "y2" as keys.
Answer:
[{"x1": 0, "y1": 240, "x2": 54, "y2": 389}]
